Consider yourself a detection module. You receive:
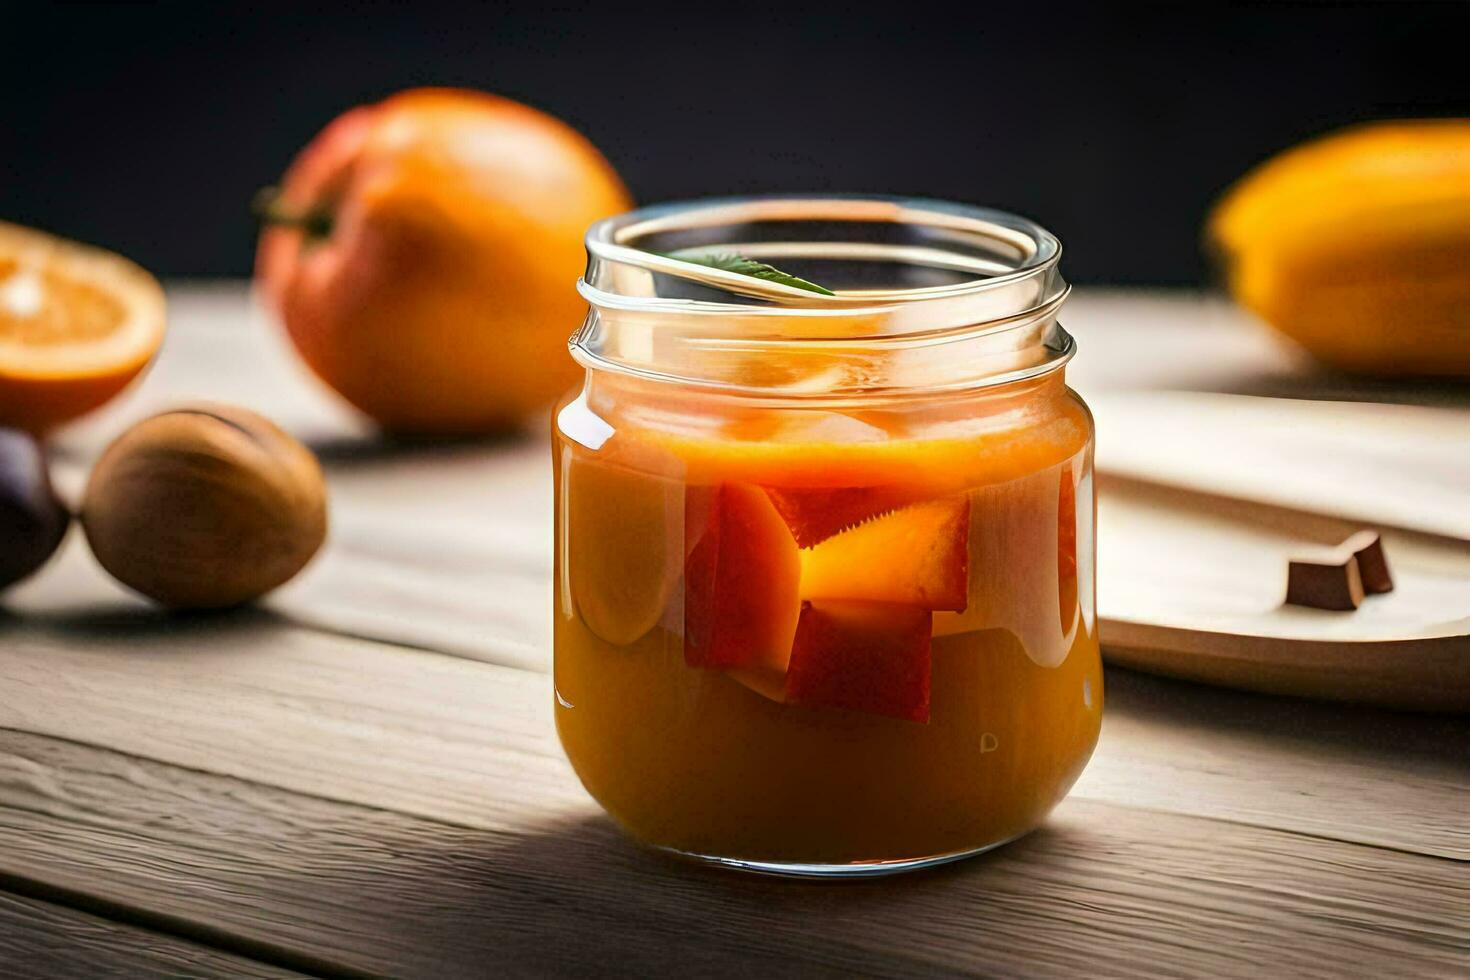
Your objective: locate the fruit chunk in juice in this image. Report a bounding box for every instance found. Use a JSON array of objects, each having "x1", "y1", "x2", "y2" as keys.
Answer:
[
  {"x1": 798, "y1": 496, "x2": 970, "y2": 612},
  {"x1": 680, "y1": 485, "x2": 971, "y2": 717},
  {"x1": 786, "y1": 600, "x2": 933, "y2": 722},
  {"x1": 683, "y1": 483, "x2": 801, "y2": 673},
  {"x1": 763, "y1": 485, "x2": 924, "y2": 547}
]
